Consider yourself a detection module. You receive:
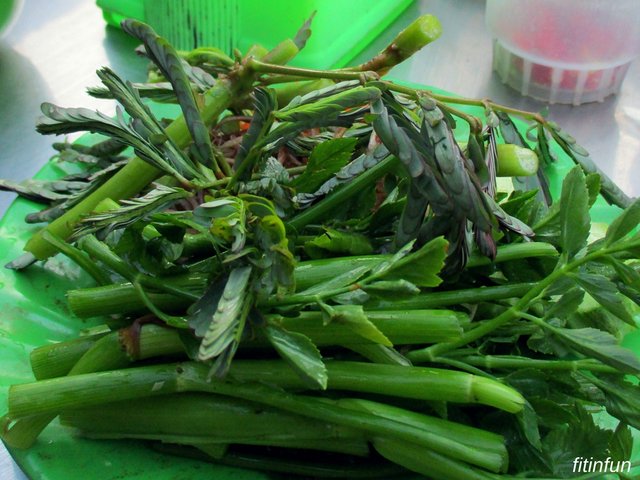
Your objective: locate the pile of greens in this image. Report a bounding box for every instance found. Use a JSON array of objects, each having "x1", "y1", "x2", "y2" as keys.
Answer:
[{"x1": 2, "y1": 14, "x2": 640, "y2": 480}]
